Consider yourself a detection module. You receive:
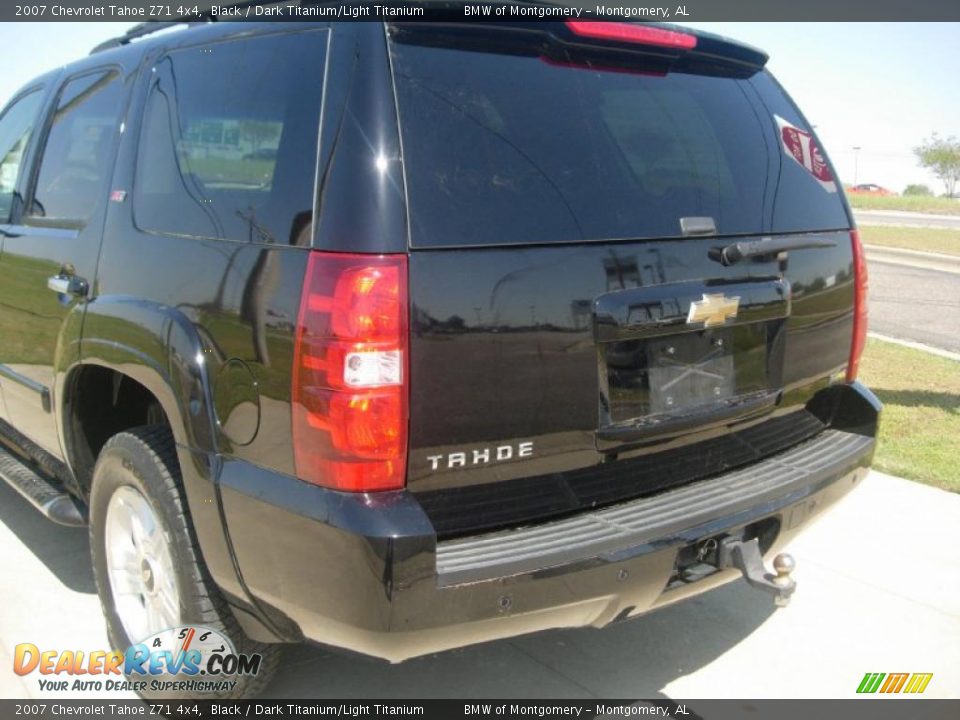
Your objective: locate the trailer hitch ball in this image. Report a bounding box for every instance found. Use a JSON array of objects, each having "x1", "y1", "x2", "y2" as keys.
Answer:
[
  {"x1": 772, "y1": 553, "x2": 797, "y2": 608},
  {"x1": 716, "y1": 537, "x2": 797, "y2": 607}
]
